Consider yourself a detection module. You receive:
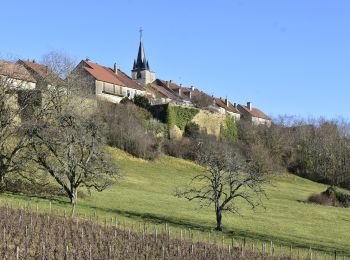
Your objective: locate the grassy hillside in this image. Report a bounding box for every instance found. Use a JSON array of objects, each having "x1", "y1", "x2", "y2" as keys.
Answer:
[{"x1": 1, "y1": 147, "x2": 349, "y2": 256}]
